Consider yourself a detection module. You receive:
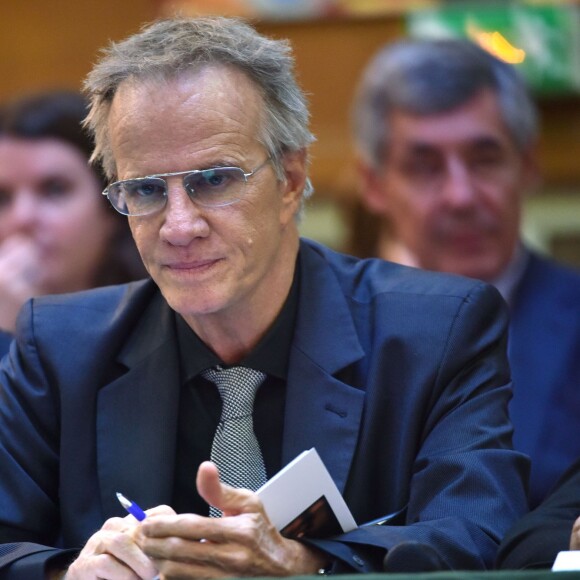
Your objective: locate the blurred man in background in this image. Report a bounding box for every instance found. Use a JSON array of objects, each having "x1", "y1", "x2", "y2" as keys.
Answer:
[{"x1": 353, "y1": 38, "x2": 580, "y2": 508}]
